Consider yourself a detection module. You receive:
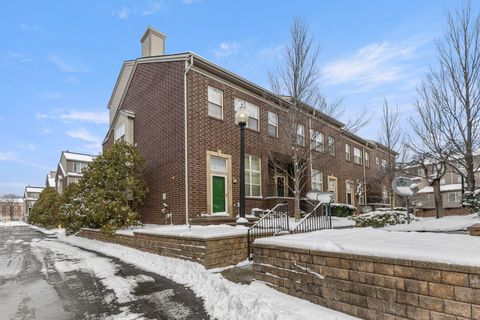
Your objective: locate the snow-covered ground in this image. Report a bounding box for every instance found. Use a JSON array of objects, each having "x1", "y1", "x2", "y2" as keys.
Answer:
[
  {"x1": 384, "y1": 214, "x2": 479, "y2": 232},
  {"x1": 0, "y1": 221, "x2": 28, "y2": 227},
  {"x1": 57, "y1": 233, "x2": 357, "y2": 320},
  {"x1": 288, "y1": 216, "x2": 355, "y2": 230},
  {"x1": 128, "y1": 224, "x2": 249, "y2": 239},
  {"x1": 256, "y1": 228, "x2": 480, "y2": 267}
]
